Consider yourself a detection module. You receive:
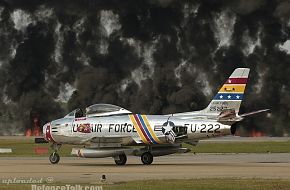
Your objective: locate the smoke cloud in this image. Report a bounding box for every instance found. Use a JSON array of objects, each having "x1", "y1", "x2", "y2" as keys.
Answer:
[{"x1": 0, "y1": 0, "x2": 289, "y2": 136}]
